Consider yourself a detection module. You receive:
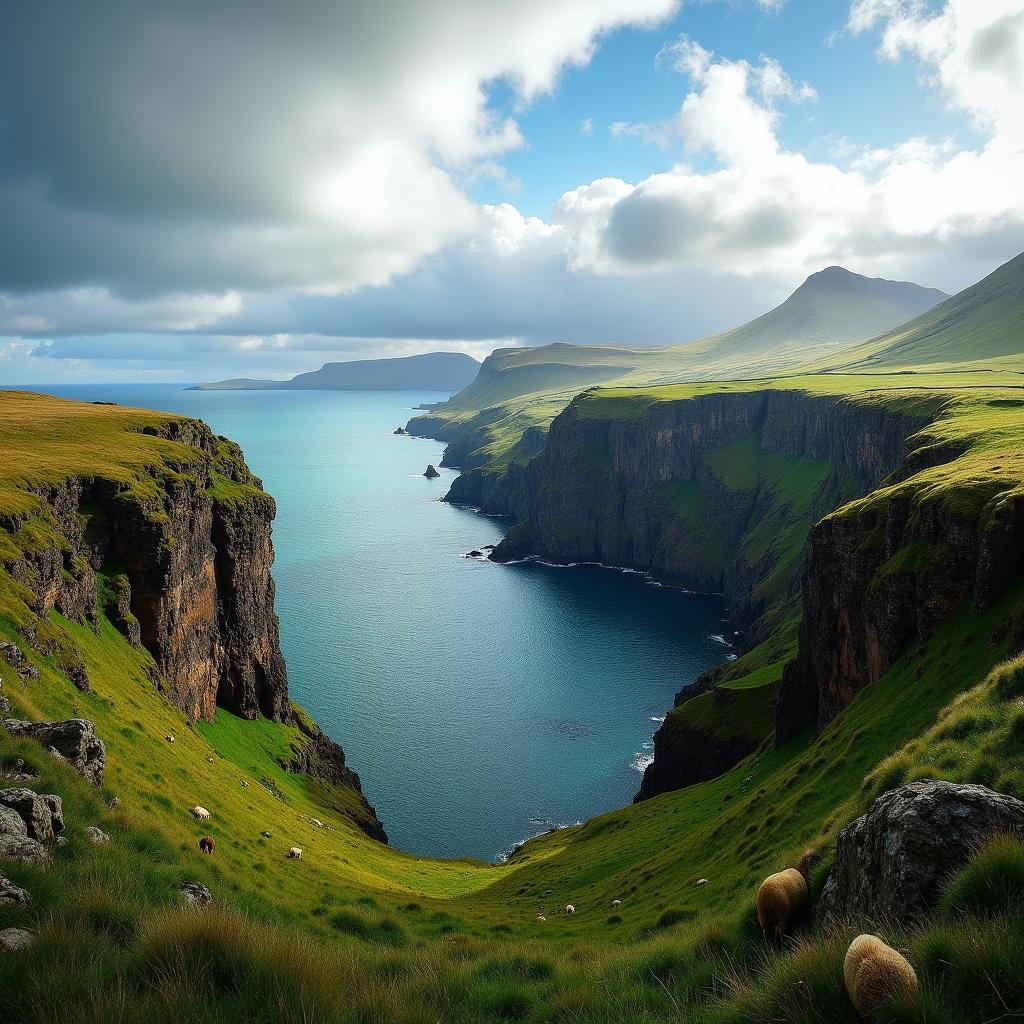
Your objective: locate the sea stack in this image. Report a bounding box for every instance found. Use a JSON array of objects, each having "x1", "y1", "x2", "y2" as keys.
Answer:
[
  {"x1": 424, "y1": 464, "x2": 440, "y2": 479},
  {"x1": 393, "y1": 427, "x2": 406, "y2": 435}
]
